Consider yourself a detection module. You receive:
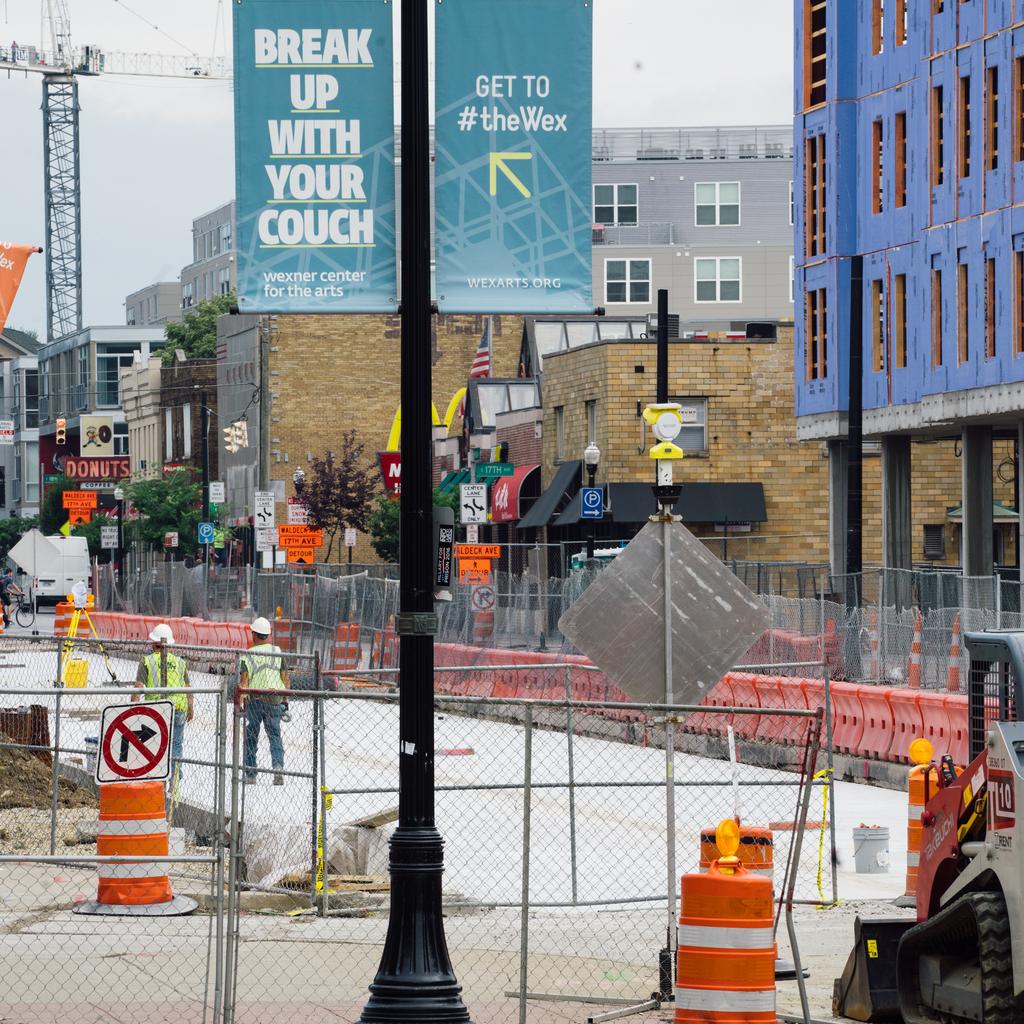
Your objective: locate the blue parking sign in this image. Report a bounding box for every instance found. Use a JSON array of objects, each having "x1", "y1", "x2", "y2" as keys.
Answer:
[
  {"x1": 580, "y1": 487, "x2": 603, "y2": 520},
  {"x1": 198, "y1": 522, "x2": 216, "y2": 545}
]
